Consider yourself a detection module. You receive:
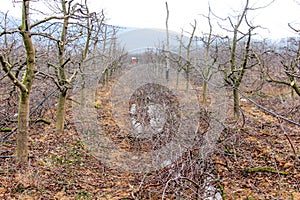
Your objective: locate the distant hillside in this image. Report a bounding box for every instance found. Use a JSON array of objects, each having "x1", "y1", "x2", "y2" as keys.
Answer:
[{"x1": 117, "y1": 28, "x2": 189, "y2": 52}]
